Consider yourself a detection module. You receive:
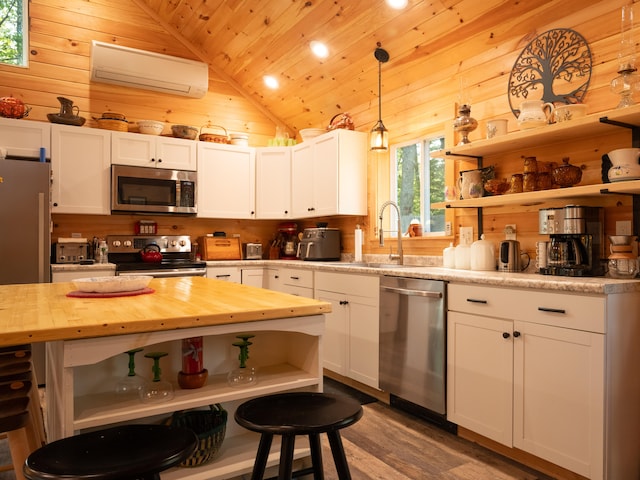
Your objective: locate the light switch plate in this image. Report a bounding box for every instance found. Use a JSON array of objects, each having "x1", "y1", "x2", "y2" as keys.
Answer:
[
  {"x1": 460, "y1": 226, "x2": 473, "y2": 245},
  {"x1": 616, "y1": 220, "x2": 632, "y2": 235},
  {"x1": 505, "y1": 224, "x2": 517, "y2": 240}
]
